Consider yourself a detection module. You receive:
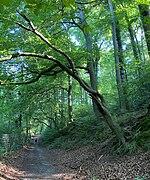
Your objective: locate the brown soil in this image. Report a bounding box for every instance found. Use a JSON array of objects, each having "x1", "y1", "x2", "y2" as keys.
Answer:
[{"x1": 0, "y1": 144, "x2": 150, "y2": 180}]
